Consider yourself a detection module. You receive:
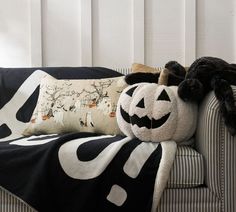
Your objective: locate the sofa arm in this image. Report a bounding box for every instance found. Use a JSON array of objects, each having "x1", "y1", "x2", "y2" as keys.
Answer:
[{"x1": 195, "y1": 85, "x2": 236, "y2": 210}]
